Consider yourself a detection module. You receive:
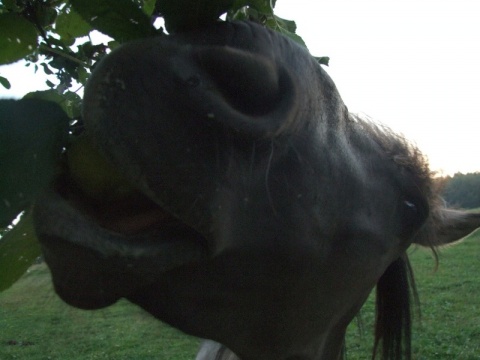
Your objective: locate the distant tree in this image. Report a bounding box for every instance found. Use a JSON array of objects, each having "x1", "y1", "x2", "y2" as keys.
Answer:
[{"x1": 442, "y1": 172, "x2": 480, "y2": 209}]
